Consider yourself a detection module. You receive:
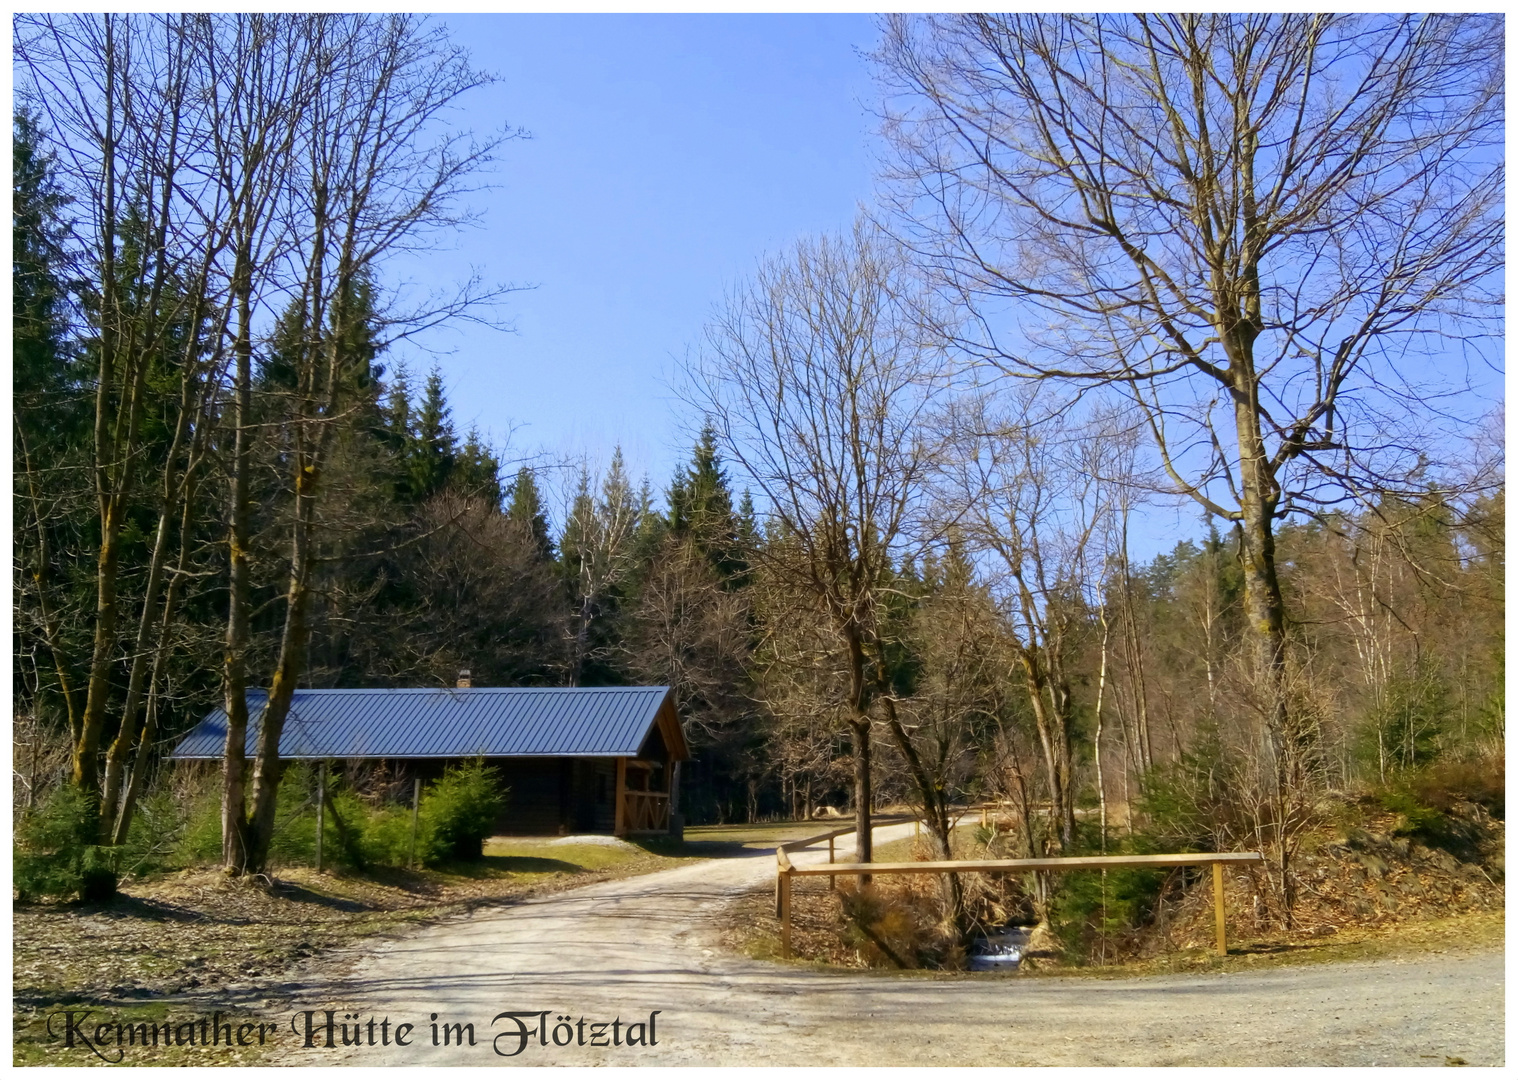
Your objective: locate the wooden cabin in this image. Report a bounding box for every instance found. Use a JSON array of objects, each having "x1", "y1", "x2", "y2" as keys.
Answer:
[{"x1": 169, "y1": 686, "x2": 688, "y2": 837}]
